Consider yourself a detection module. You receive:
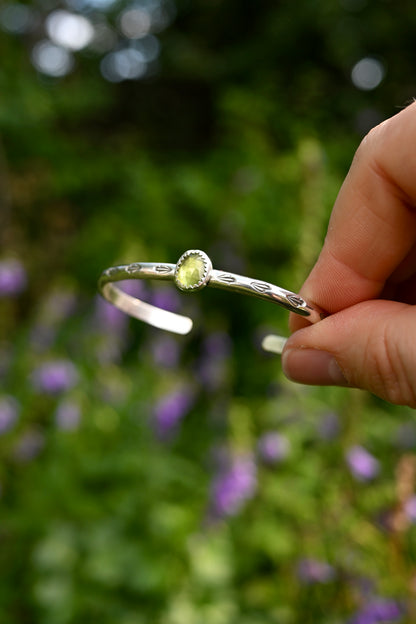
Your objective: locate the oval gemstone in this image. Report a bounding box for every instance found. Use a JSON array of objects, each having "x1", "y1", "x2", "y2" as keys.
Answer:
[{"x1": 176, "y1": 254, "x2": 206, "y2": 289}]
